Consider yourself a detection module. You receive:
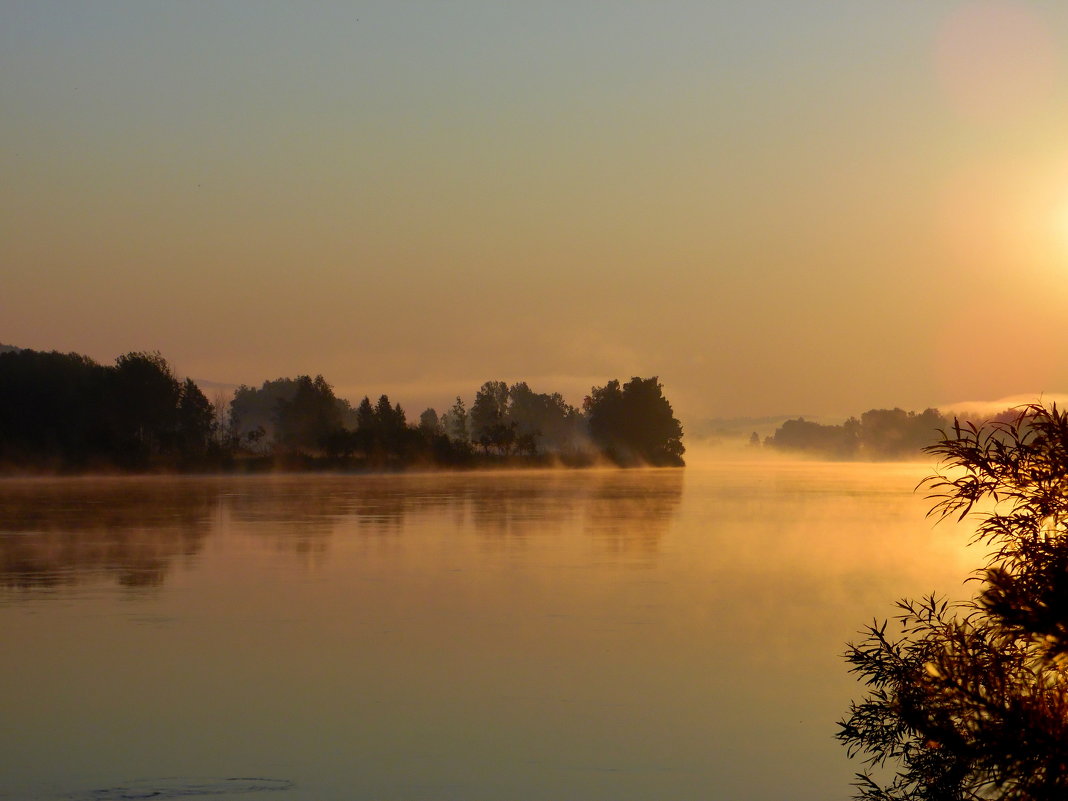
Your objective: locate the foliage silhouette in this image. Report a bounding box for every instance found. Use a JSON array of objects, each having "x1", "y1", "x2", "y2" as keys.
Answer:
[
  {"x1": 1, "y1": 346, "x2": 686, "y2": 471},
  {"x1": 0, "y1": 348, "x2": 220, "y2": 470},
  {"x1": 765, "y1": 416, "x2": 859, "y2": 458},
  {"x1": 837, "y1": 403, "x2": 1068, "y2": 799},
  {"x1": 230, "y1": 378, "x2": 299, "y2": 444},
  {"x1": 765, "y1": 407, "x2": 948, "y2": 460},
  {"x1": 274, "y1": 375, "x2": 342, "y2": 453},
  {"x1": 470, "y1": 380, "x2": 511, "y2": 452},
  {"x1": 110, "y1": 351, "x2": 183, "y2": 460},
  {"x1": 418, "y1": 407, "x2": 443, "y2": 436},
  {"x1": 0, "y1": 348, "x2": 109, "y2": 466},
  {"x1": 442, "y1": 396, "x2": 469, "y2": 445},
  {"x1": 176, "y1": 377, "x2": 215, "y2": 457},
  {"x1": 507, "y1": 381, "x2": 586, "y2": 455},
  {"x1": 230, "y1": 377, "x2": 355, "y2": 448},
  {"x1": 584, "y1": 376, "x2": 684, "y2": 466}
]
